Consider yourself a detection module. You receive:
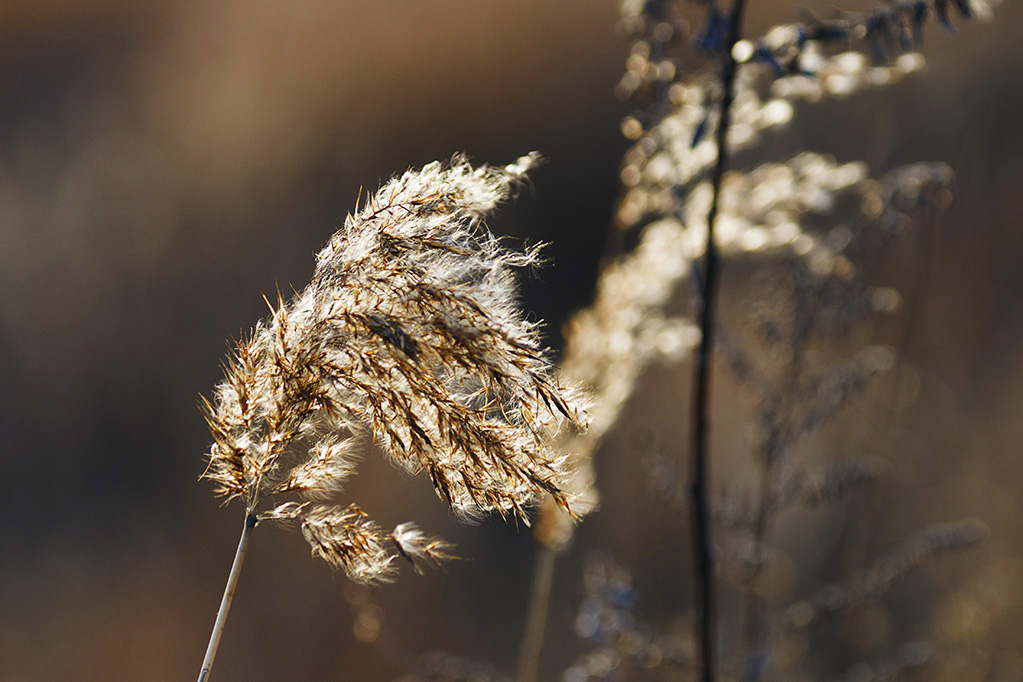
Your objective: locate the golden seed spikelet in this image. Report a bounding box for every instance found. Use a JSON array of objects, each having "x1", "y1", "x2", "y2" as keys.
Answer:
[{"x1": 202, "y1": 153, "x2": 588, "y2": 584}]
